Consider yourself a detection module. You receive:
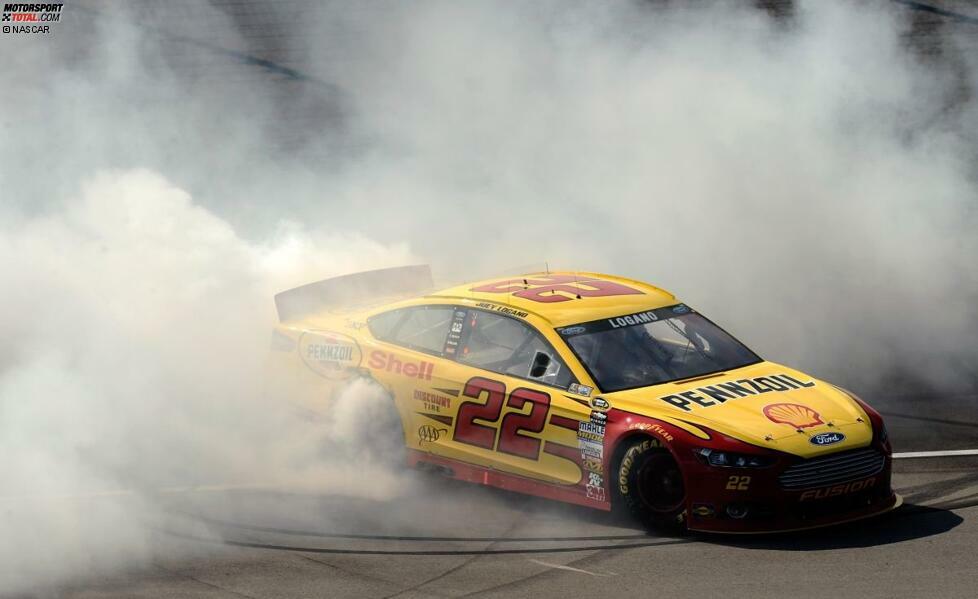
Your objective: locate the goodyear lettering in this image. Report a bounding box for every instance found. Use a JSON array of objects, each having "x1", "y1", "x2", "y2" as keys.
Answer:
[
  {"x1": 629, "y1": 422, "x2": 674, "y2": 442},
  {"x1": 660, "y1": 373, "x2": 816, "y2": 411},
  {"x1": 617, "y1": 438, "x2": 661, "y2": 494},
  {"x1": 799, "y1": 477, "x2": 876, "y2": 501},
  {"x1": 369, "y1": 350, "x2": 434, "y2": 380}
]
